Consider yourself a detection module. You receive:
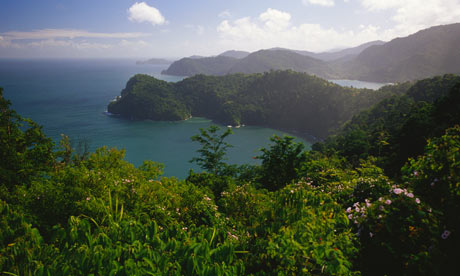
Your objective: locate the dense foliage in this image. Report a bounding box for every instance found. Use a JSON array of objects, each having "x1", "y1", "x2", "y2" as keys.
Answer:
[
  {"x1": 317, "y1": 74, "x2": 460, "y2": 176},
  {"x1": 108, "y1": 70, "x2": 405, "y2": 139},
  {"x1": 3, "y1": 72, "x2": 460, "y2": 275}
]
